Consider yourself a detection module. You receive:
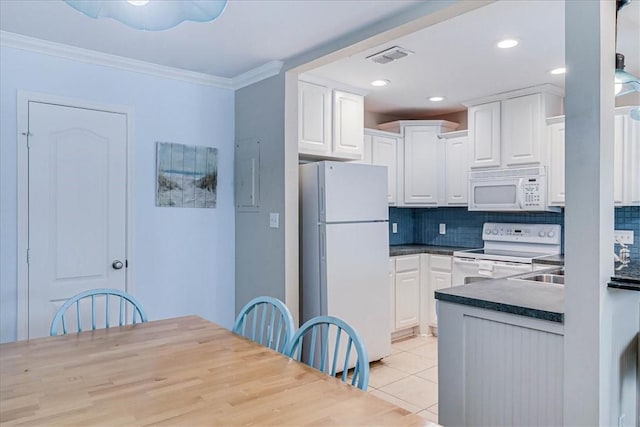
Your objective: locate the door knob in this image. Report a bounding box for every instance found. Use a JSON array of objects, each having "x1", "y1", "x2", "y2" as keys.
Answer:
[{"x1": 112, "y1": 260, "x2": 124, "y2": 270}]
